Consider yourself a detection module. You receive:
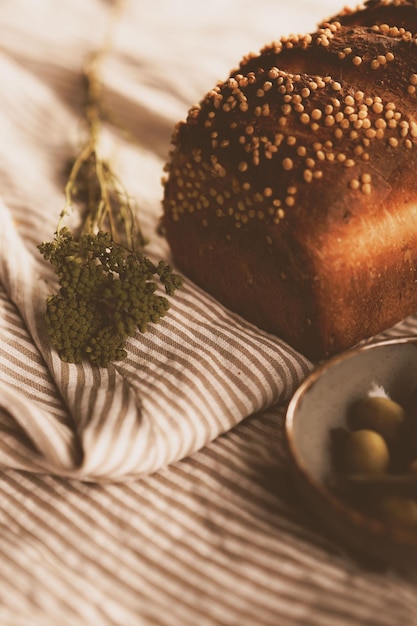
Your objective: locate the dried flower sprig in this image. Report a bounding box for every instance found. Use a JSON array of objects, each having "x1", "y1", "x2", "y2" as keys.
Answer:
[{"x1": 38, "y1": 42, "x2": 183, "y2": 367}]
